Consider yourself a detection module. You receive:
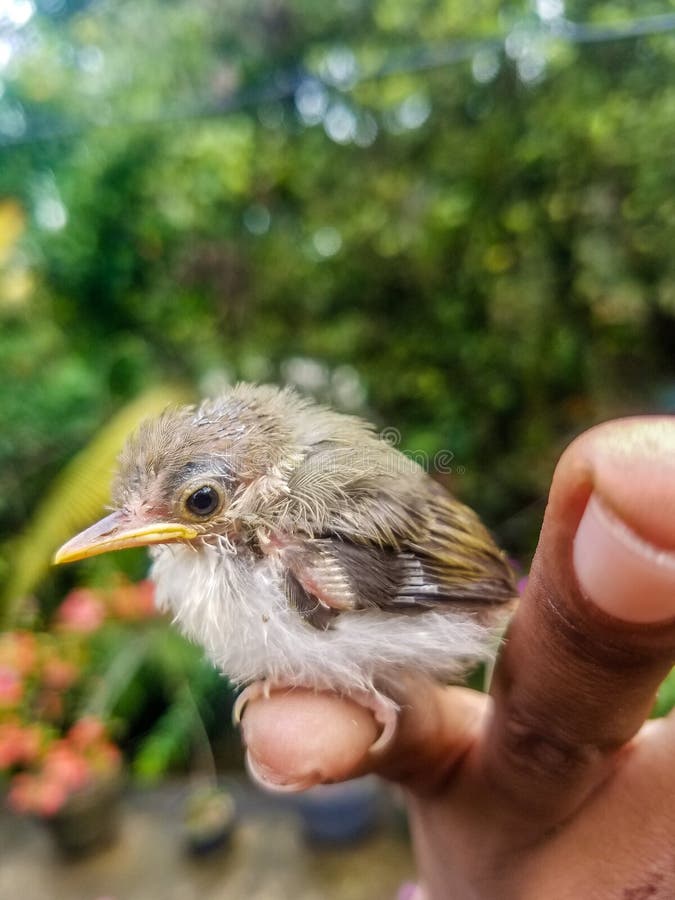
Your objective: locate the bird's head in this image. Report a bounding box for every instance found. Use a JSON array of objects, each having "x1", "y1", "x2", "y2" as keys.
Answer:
[{"x1": 54, "y1": 390, "x2": 300, "y2": 566}]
